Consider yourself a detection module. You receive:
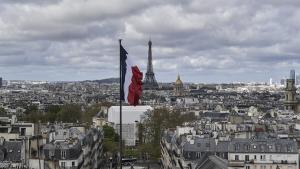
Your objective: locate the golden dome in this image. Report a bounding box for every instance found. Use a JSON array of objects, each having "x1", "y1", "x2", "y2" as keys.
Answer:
[{"x1": 175, "y1": 74, "x2": 183, "y2": 85}]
